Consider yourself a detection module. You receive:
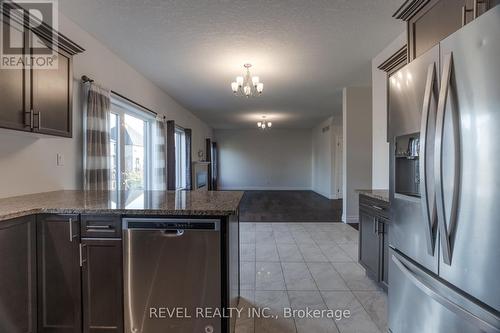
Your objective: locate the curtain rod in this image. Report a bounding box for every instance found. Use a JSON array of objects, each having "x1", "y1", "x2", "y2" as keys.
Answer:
[{"x1": 81, "y1": 75, "x2": 158, "y2": 116}]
